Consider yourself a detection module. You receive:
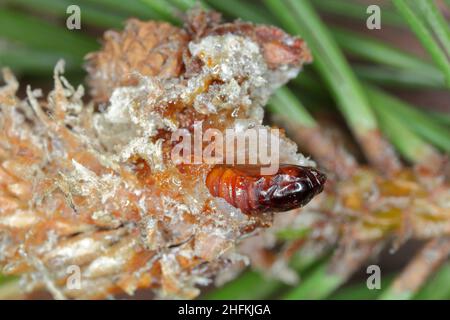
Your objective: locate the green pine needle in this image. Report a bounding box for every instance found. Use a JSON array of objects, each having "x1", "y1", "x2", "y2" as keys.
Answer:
[
  {"x1": 353, "y1": 65, "x2": 445, "y2": 89},
  {"x1": 268, "y1": 87, "x2": 317, "y2": 128},
  {"x1": 329, "y1": 274, "x2": 395, "y2": 300},
  {"x1": 393, "y1": 0, "x2": 450, "y2": 87},
  {"x1": 10, "y1": 0, "x2": 126, "y2": 28},
  {"x1": 0, "y1": 9, "x2": 97, "y2": 62},
  {"x1": 282, "y1": 259, "x2": 343, "y2": 300},
  {"x1": 414, "y1": 0, "x2": 450, "y2": 58},
  {"x1": 370, "y1": 93, "x2": 440, "y2": 163},
  {"x1": 265, "y1": 0, "x2": 378, "y2": 138},
  {"x1": 365, "y1": 85, "x2": 450, "y2": 153},
  {"x1": 139, "y1": 0, "x2": 180, "y2": 24},
  {"x1": 207, "y1": 0, "x2": 273, "y2": 24},
  {"x1": 276, "y1": 227, "x2": 311, "y2": 241},
  {"x1": 81, "y1": 0, "x2": 160, "y2": 20},
  {"x1": 203, "y1": 271, "x2": 282, "y2": 300},
  {"x1": 203, "y1": 251, "x2": 325, "y2": 300},
  {"x1": 331, "y1": 28, "x2": 445, "y2": 87},
  {"x1": 0, "y1": 43, "x2": 78, "y2": 75},
  {"x1": 414, "y1": 263, "x2": 450, "y2": 299},
  {"x1": 313, "y1": 0, "x2": 405, "y2": 27}
]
